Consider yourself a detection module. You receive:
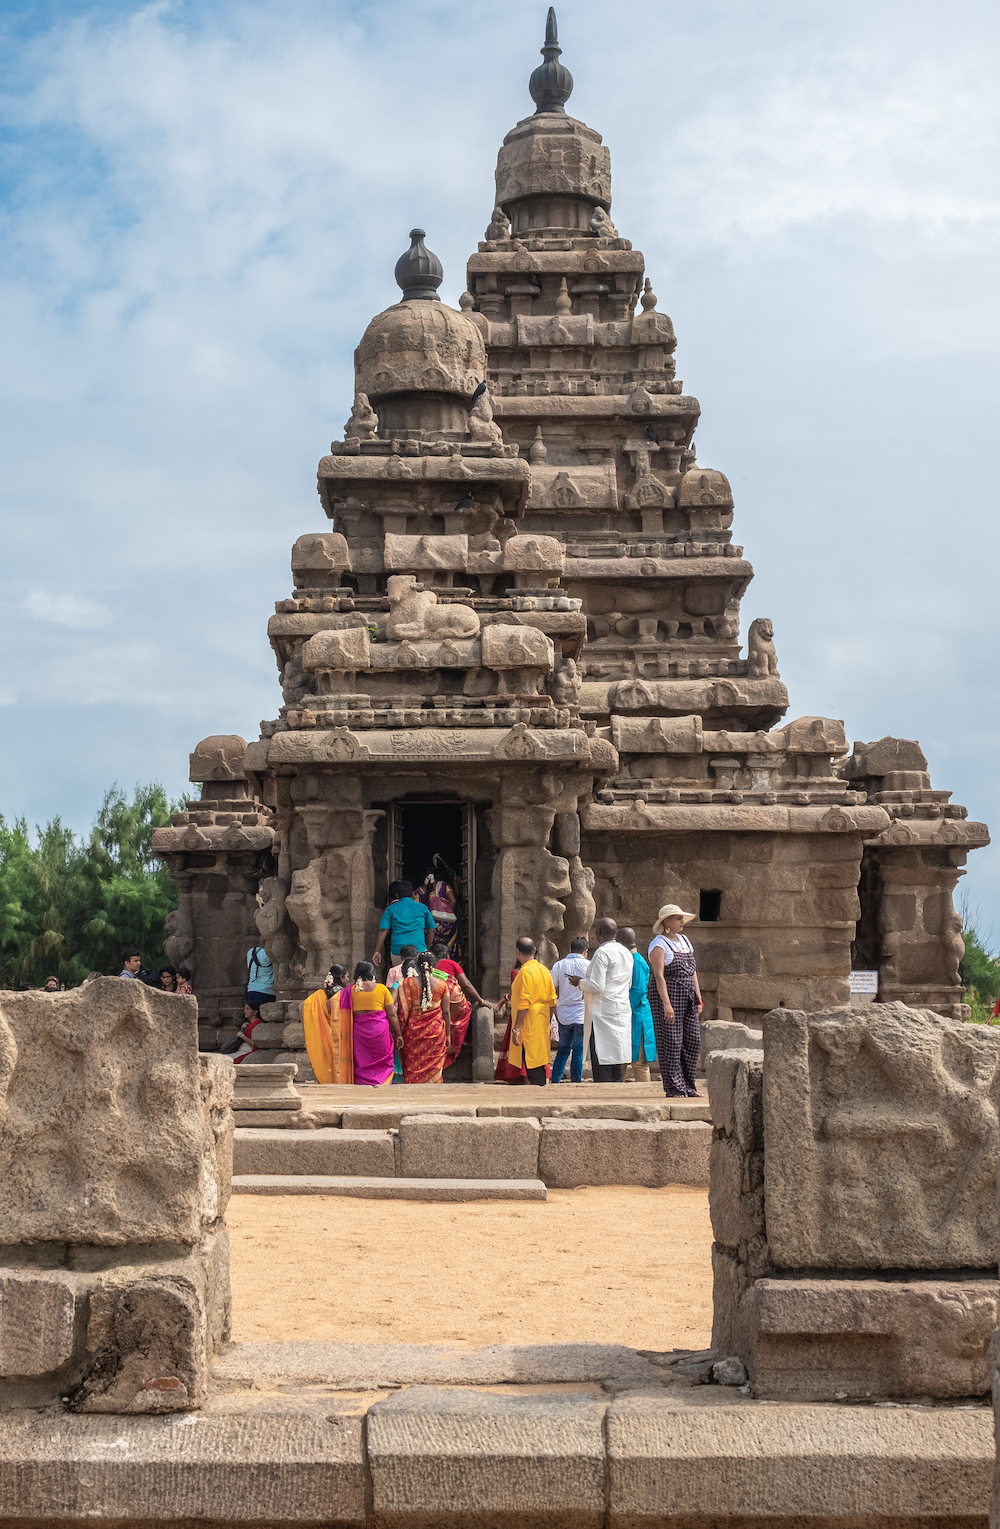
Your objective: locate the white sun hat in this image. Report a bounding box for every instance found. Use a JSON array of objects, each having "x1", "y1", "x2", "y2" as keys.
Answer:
[{"x1": 652, "y1": 903, "x2": 697, "y2": 934}]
